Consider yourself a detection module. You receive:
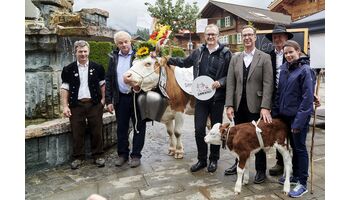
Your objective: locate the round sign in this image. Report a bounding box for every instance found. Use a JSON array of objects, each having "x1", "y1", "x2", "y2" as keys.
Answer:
[
  {"x1": 191, "y1": 76, "x2": 216, "y2": 100},
  {"x1": 174, "y1": 66, "x2": 193, "y2": 95}
]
